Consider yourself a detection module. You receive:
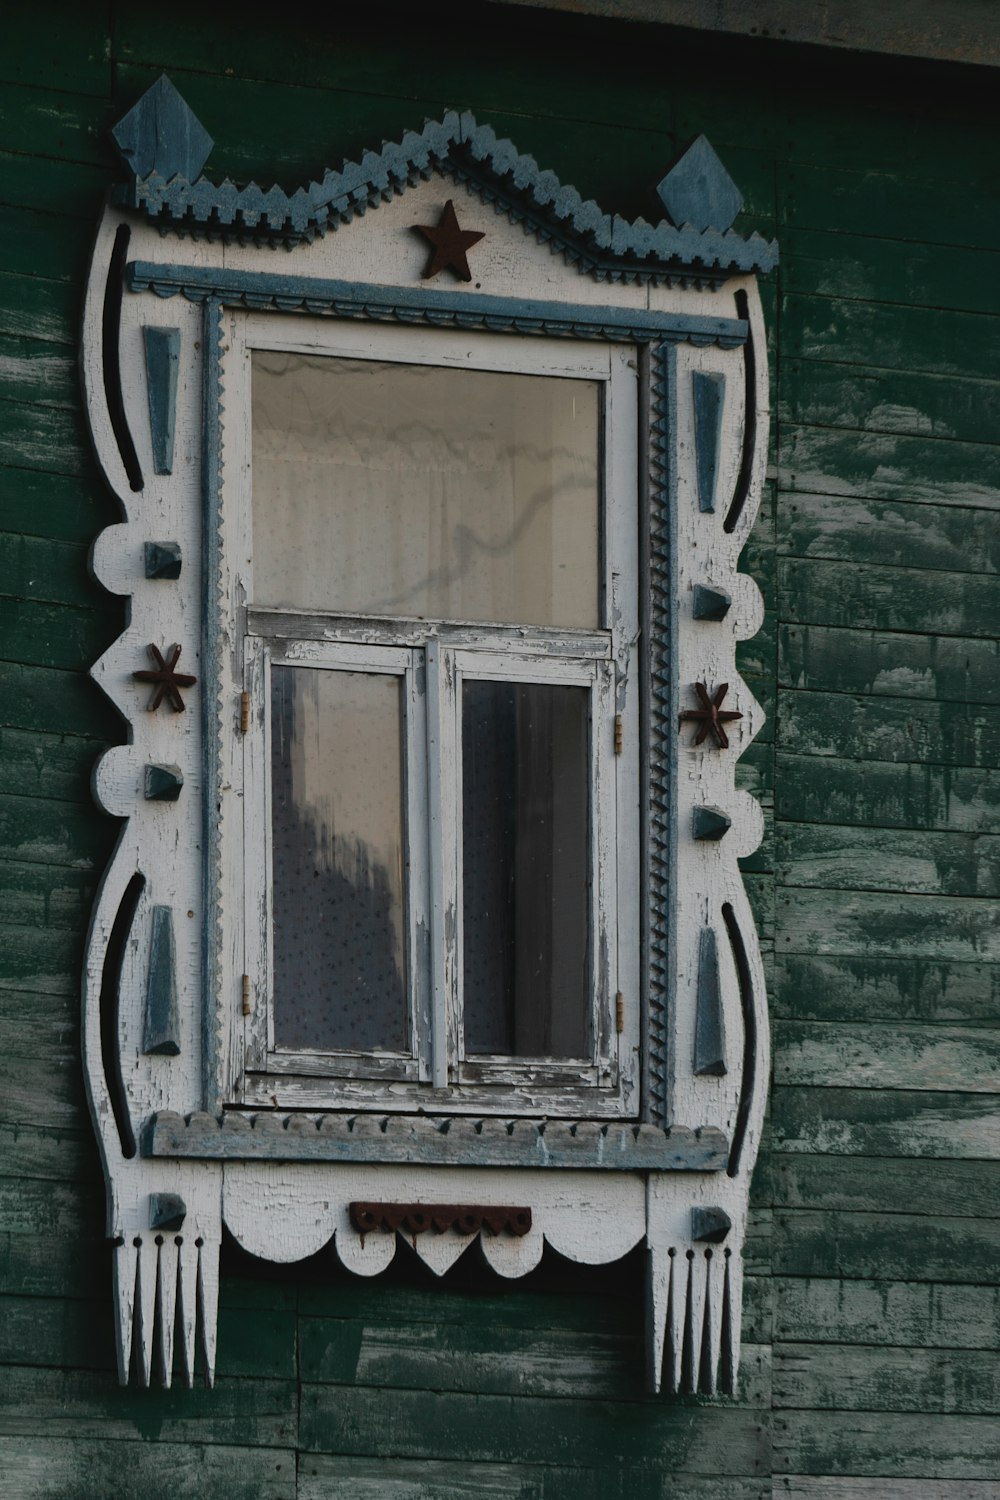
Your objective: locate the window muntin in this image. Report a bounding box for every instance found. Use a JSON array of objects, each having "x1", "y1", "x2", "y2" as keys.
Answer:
[{"x1": 231, "y1": 319, "x2": 639, "y2": 1115}]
